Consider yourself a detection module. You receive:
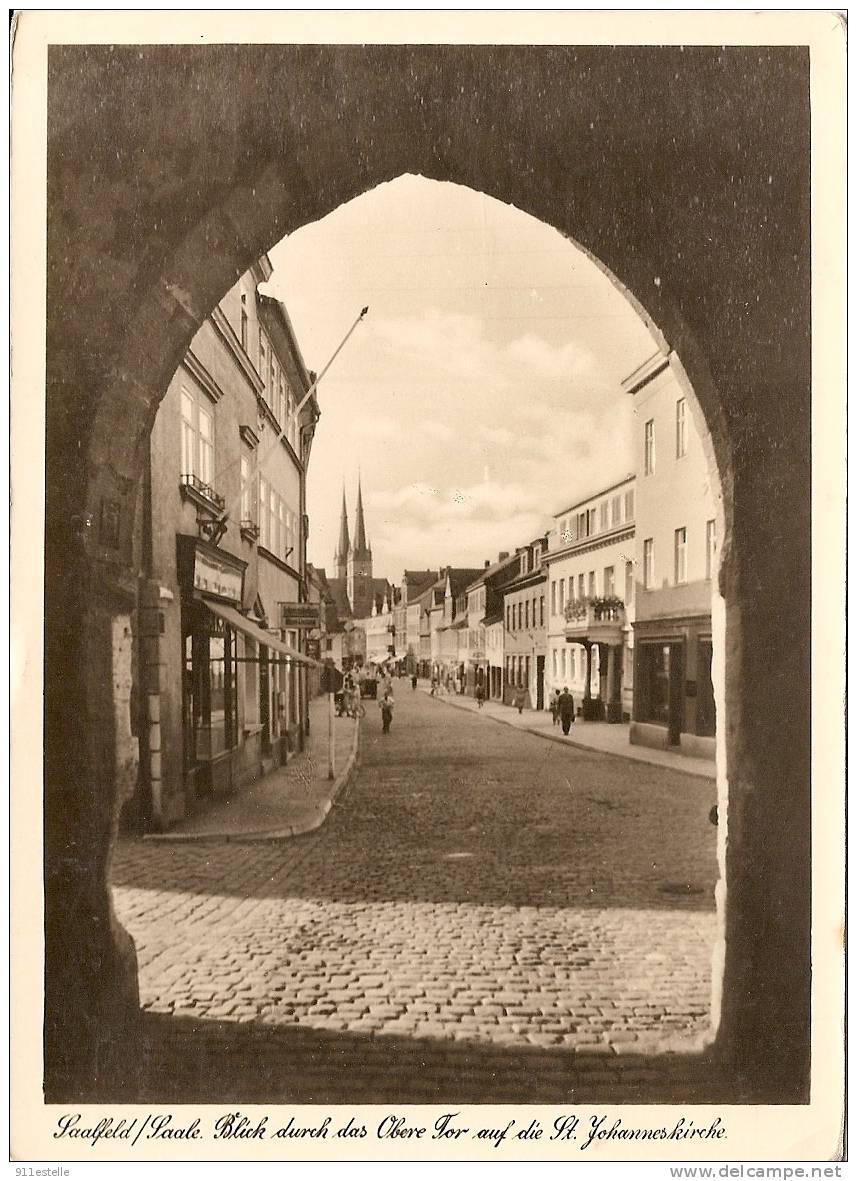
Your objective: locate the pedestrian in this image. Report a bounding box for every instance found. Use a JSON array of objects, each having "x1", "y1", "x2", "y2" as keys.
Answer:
[
  {"x1": 475, "y1": 682, "x2": 485, "y2": 709},
  {"x1": 514, "y1": 686, "x2": 526, "y2": 714},
  {"x1": 558, "y1": 686, "x2": 576, "y2": 735},
  {"x1": 379, "y1": 690, "x2": 395, "y2": 735},
  {"x1": 550, "y1": 689, "x2": 561, "y2": 726},
  {"x1": 411, "y1": 673, "x2": 418, "y2": 691},
  {"x1": 430, "y1": 675, "x2": 437, "y2": 697}
]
